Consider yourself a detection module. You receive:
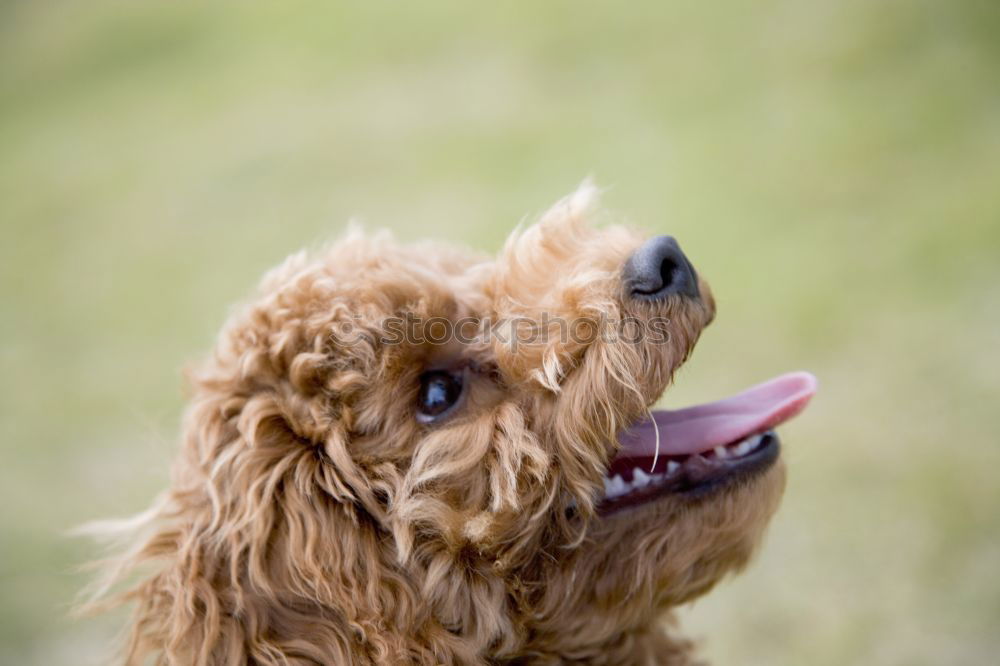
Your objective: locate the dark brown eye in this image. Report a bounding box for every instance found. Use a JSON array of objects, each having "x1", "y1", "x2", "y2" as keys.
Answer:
[{"x1": 416, "y1": 370, "x2": 464, "y2": 423}]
